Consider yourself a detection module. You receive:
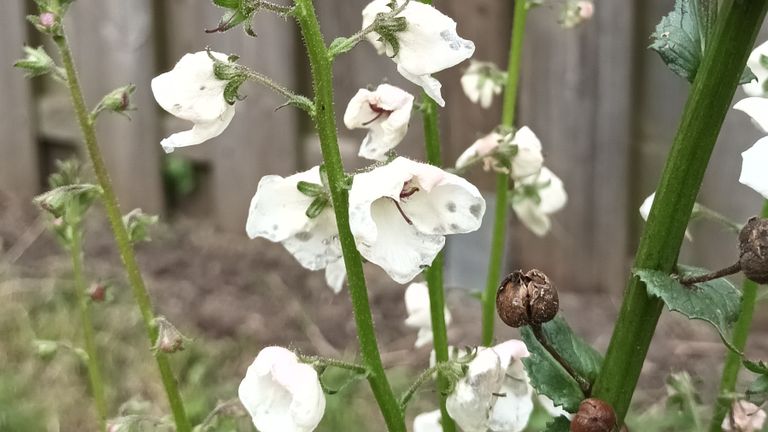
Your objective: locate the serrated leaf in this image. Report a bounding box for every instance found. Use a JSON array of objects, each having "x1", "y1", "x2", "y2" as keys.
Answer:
[
  {"x1": 649, "y1": 0, "x2": 752, "y2": 83},
  {"x1": 746, "y1": 375, "x2": 768, "y2": 405},
  {"x1": 543, "y1": 416, "x2": 571, "y2": 432},
  {"x1": 521, "y1": 317, "x2": 602, "y2": 412},
  {"x1": 634, "y1": 265, "x2": 741, "y2": 341},
  {"x1": 744, "y1": 359, "x2": 768, "y2": 375}
]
